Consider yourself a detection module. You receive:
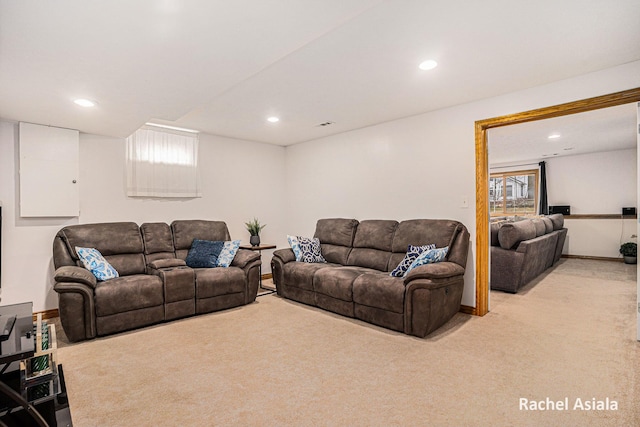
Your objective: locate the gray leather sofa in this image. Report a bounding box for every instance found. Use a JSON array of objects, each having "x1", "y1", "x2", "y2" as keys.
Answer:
[
  {"x1": 271, "y1": 218, "x2": 470, "y2": 338},
  {"x1": 490, "y1": 214, "x2": 567, "y2": 293},
  {"x1": 53, "y1": 220, "x2": 261, "y2": 342}
]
